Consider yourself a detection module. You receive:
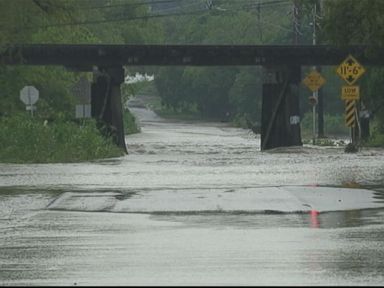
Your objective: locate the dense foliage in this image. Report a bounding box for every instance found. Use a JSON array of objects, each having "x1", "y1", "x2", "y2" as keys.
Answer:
[
  {"x1": 0, "y1": 0, "x2": 160, "y2": 162},
  {"x1": 0, "y1": 114, "x2": 124, "y2": 163},
  {"x1": 0, "y1": 0, "x2": 162, "y2": 119},
  {"x1": 2, "y1": 0, "x2": 384, "y2": 163},
  {"x1": 151, "y1": 0, "x2": 384, "y2": 145},
  {"x1": 152, "y1": 0, "x2": 346, "y2": 130},
  {"x1": 154, "y1": 1, "x2": 294, "y2": 124},
  {"x1": 322, "y1": 0, "x2": 384, "y2": 137}
]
